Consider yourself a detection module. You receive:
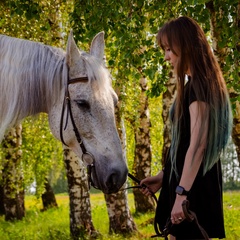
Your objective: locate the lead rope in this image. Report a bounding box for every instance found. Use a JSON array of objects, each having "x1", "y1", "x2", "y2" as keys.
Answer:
[
  {"x1": 127, "y1": 173, "x2": 168, "y2": 239},
  {"x1": 127, "y1": 173, "x2": 158, "y2": 204},
  {"x1": 182, "y1": 200, "x2": 210, "y2": 240}
]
